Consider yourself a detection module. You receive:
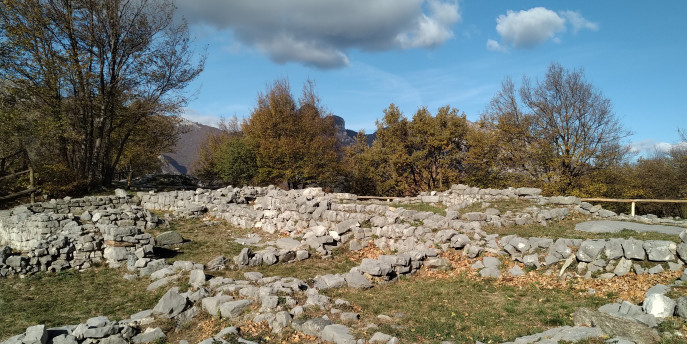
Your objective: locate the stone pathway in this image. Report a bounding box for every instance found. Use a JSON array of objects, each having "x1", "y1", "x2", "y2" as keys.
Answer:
[{"x1": 575, "y1": 220, "x2": 685, "y2": 236}]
